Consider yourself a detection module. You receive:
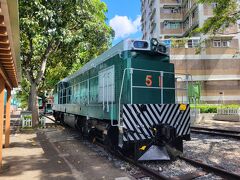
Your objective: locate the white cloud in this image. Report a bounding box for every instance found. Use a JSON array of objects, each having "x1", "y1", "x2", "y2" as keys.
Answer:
[{"x1": 109, "y1": 15, "x2": 141, "y2": 40}]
